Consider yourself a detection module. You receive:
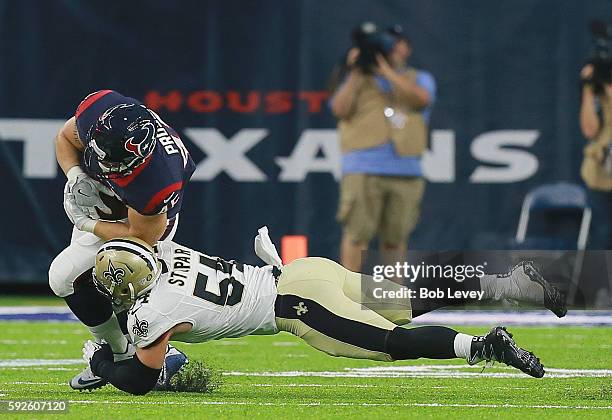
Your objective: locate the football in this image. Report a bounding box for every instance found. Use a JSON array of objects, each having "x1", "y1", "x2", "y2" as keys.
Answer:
[{"x1": 96, "y1": 191, "x2": 128, "y2": 221}]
